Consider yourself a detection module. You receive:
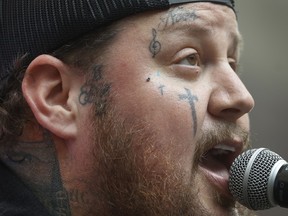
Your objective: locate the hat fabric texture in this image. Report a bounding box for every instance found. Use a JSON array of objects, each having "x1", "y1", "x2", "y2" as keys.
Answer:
[{"x1": 0, "y1": 0, "x2": 234, "y2": 86}]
